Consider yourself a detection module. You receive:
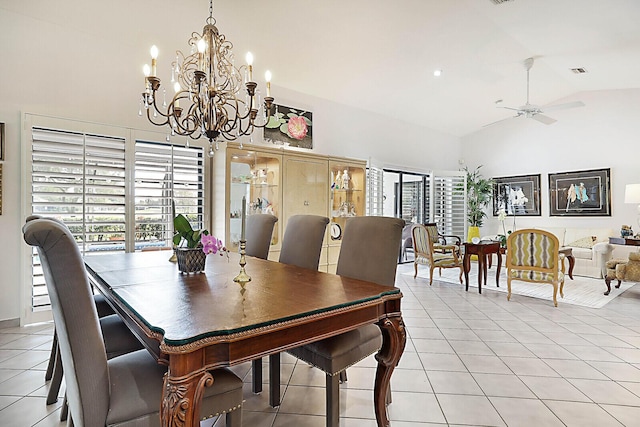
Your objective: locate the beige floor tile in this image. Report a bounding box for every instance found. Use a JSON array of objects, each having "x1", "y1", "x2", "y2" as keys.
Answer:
[
  {"x1": 601, "y1": 403, "x2": 640, "y2": 426},
  {"x1": 518, "y1": 375, "x2": 590, "y2": 402},
  {"x1": 387, "y1": 391, "x2": 446, "y2": 424},
  {"x1": 390, "y1": 369, "x2": 432, "y2": 393},
  {"x1": 448, "y1": 340, "x2": 493, "y2": 355},
  {"x1": 0, "y1": 396, "x2": 62, "y2": 427},
  {"x1": 412, "y1": 339, "x2": 454, "y2": 354},
  {"x1": 459, "y1": 354, "x2": 512, "y2": 374},
  {"x1": 472, "y1": 372, "x2": 535, "y2": 398},
  {"x1": 489, "y1": 396, "x2": 564, "y2": 426},
  {"x1": 427, "y1": 371, "x2": 483, "y2": 395},
  {"x1": 500, "y1": 356, "x2": 559, "y2": 377},
  {"x1": 544, "y1": 400, "x2": 624, "y2": 427},
  {"x1": 417, "y1": 353, "x2": 466, "y2": 372},
  {"x1": 588, "y1": 360, "x2": 640, "y2": 382},
  {"x1": 544, "y1": 358, "x2": 609, "y2": 380},
  {"x1": 436, "y1": 394, "x2": 505, "y2": 426},
  {"x1": 487, "y1": 342, "x2": 536, "y2": 358},
  {"x1": 568, "y1": 378, "x2": 640, "y2": 406}
]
